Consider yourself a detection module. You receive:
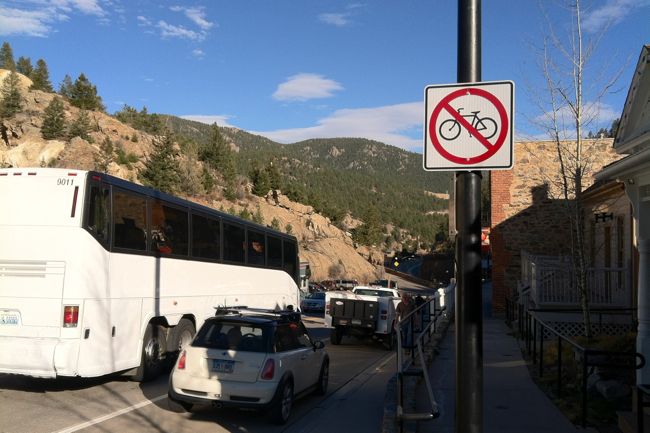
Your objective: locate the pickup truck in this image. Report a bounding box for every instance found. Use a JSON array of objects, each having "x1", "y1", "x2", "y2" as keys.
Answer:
[{"x1": 324, "y1": 286, "x2": 401, "y2": 349}]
